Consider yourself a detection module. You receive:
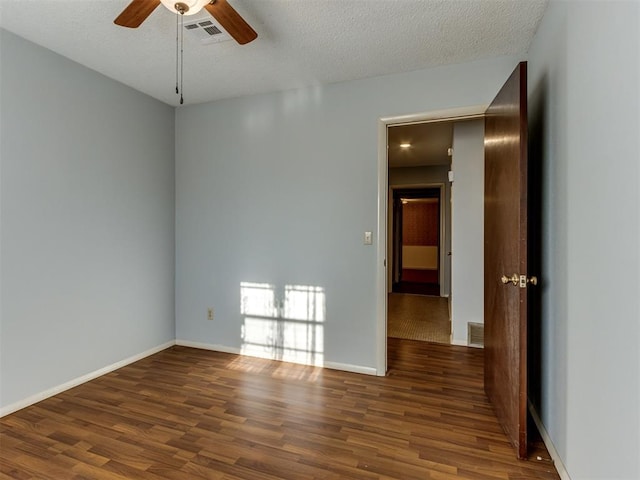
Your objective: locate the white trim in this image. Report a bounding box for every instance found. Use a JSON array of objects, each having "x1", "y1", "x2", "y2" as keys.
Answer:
[
  {"x1": 381, "y1": 105, "x2": 487, "y2": 126},
  {"x1": 0, "y1": 341, "x2": 175, "y2": 418},
  {"x1": 175, "y1": 339, "x2": 241, "y2": 355},
  {"x1": 376, "y1": 119, "x2": 388, "y2": 375},
  {"x1": 529, "y1": 401, "x2": 572, "y2": 480},
  {"x1": 323, "y1": 362, "x2": 377, "y2": 376},
  {"x1": 377, "y1": 105, "x2": 488, "y2": 376},
  {"x1": 176, "y1": 340, "x2": 377, "y2": 376},
  {"x1": 451, "y1": 339, "x2": 484, "y2": 349}
]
